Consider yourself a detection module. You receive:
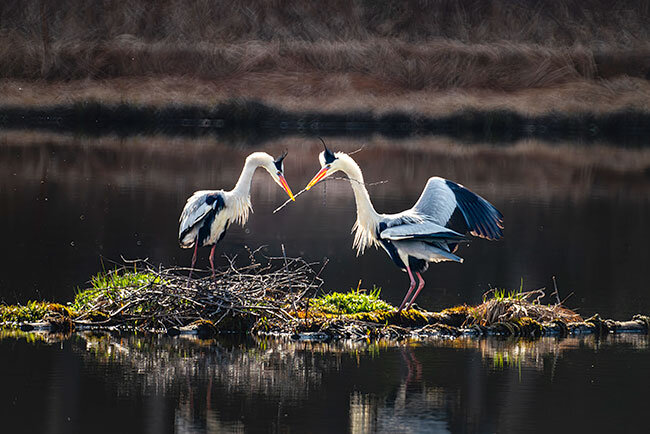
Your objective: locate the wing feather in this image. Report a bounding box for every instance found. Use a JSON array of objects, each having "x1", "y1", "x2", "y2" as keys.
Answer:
[
  {"x1": 412, "y1": 177, "x2": 503, "y2": 240},
  {"x1": 178, "y1": 190, "x2": 225, "y2": 244},
  {"x1": 412, "y1": 177, "x2": 457, "y2": 226},
  {"x1": 380, "y1": 220, "x2": 464, "y2": 241},
  {"x1": 392, "y1": 240, "x2": 464, "y2": 263},
  {"x1": 446, "y1": 181, "x2": 503, "y2": 240}
]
